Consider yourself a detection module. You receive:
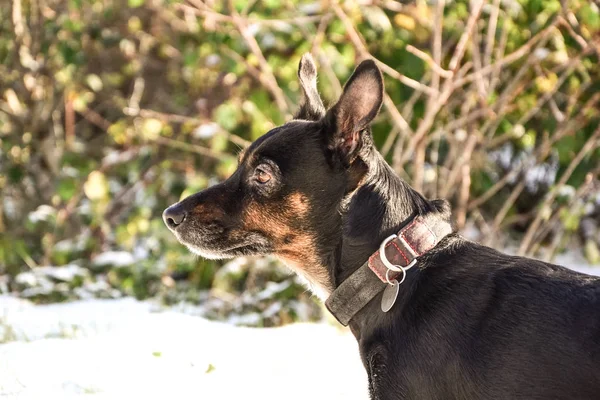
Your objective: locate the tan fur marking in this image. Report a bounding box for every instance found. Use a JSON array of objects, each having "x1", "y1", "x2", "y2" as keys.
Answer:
[
  {"x1": 241, "y1": 192, "x2": 332, "y2": 297},
  {"x1": 243, "y1": 201, "x2": 292, "y2": 239},
  {"x1": 277, "y1": 232, "x2": 332, "y2": 299},
  {"x1": 287, "y1": 192, "x2": 309, "y2": 217}
]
